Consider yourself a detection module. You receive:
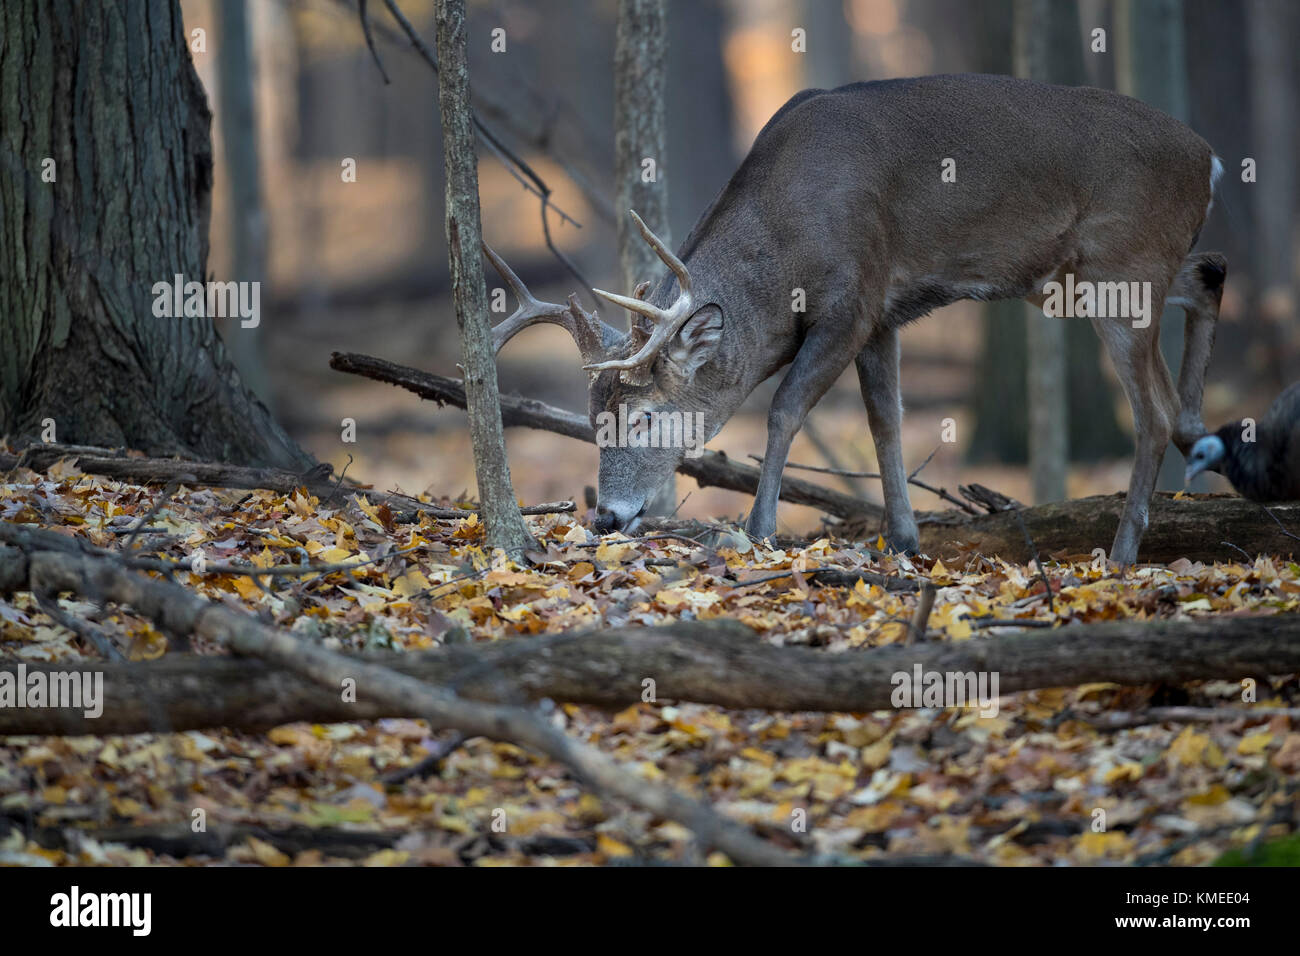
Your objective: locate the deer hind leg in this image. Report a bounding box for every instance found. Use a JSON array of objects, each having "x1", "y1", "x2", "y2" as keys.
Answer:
[
  {"x1": 1166, "y1": 252, "x2": 1227, "y2": 454},
  {"x1": 1090, "y1": 273, "x2": 1179, "y2": 566},
  {"x1": 854, "y1": 326, "x2": 919, "y2": 552}
]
